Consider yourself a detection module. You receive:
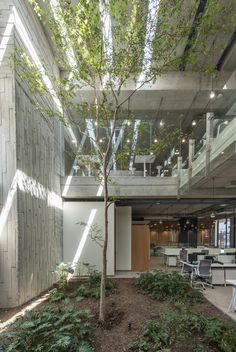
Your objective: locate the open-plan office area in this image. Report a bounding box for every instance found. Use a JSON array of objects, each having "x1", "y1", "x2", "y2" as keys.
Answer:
[{"x1": 1, "y1": 0, "x2": 236, "y2": 323}]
